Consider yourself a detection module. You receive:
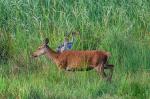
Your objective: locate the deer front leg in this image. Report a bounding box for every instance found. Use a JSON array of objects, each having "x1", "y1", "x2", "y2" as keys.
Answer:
[
  {"x1": 57, "y1": 60, "x2": 67, "y2": 70},
  {"x1": 57, "y1": 64, "x2": 67, "y2": 76}
]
